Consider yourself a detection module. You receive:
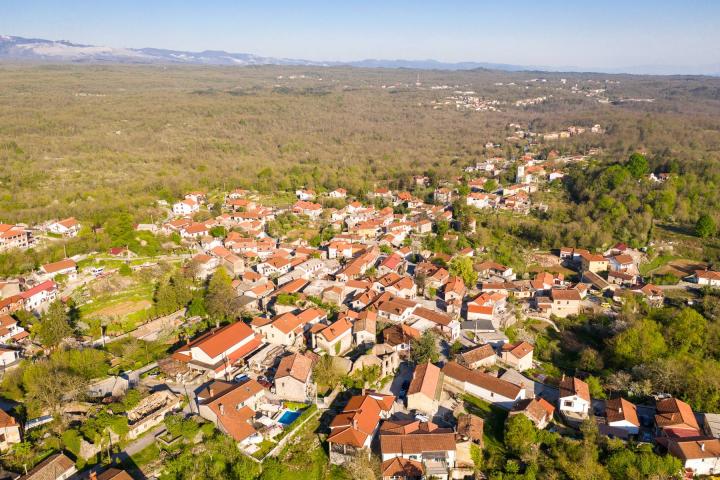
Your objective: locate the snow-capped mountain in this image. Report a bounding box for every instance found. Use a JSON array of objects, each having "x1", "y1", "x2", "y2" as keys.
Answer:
[
  {"x1": 1, "y1": 35, "x2": 718, "y2": 75},
  {"x1": 0, "y1": 35, "x2": 328, "y2": 66}
]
